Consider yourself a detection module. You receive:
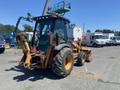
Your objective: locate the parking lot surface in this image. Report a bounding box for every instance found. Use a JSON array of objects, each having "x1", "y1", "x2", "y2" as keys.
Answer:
[{"x1": 0, "y1": 47, "x2": 120, "y2": 90}]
